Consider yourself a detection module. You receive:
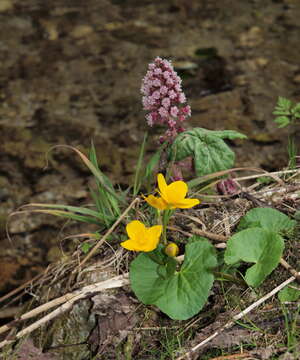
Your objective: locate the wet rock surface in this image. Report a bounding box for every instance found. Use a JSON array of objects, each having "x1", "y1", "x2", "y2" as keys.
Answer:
[{"x1": 0, "y1": 0, "x2": 300, "y2": 295}]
